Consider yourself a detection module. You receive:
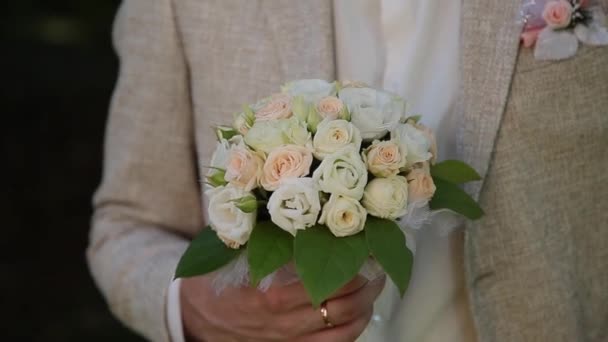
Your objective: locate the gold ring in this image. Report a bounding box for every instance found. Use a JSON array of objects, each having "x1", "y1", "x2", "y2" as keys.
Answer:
[{"x1": 320, "y1": 301, "x2": 334, "y2": 328}]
